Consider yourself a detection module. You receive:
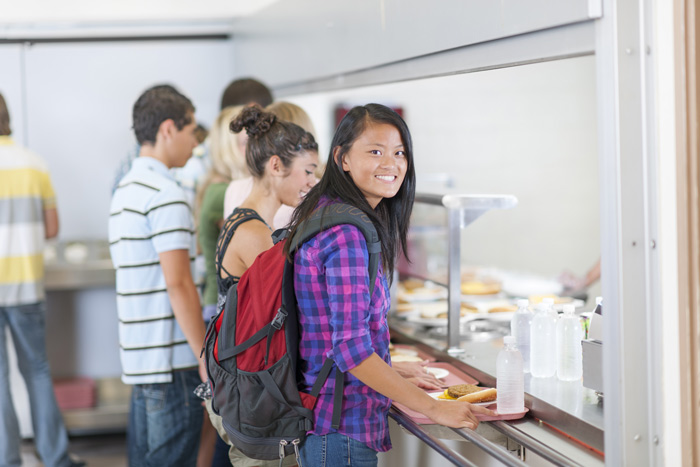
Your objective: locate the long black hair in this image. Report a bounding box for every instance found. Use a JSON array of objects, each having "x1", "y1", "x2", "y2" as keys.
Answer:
[{"x1": 286, "y1": 103, "x2": 416, "y2": 278}]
